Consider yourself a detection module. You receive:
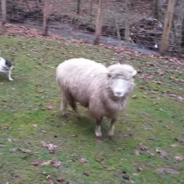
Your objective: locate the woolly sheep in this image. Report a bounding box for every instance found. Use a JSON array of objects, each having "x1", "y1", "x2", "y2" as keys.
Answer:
[{"x1": 56, "y1": 58, "x2": 137, "y2": 137}]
